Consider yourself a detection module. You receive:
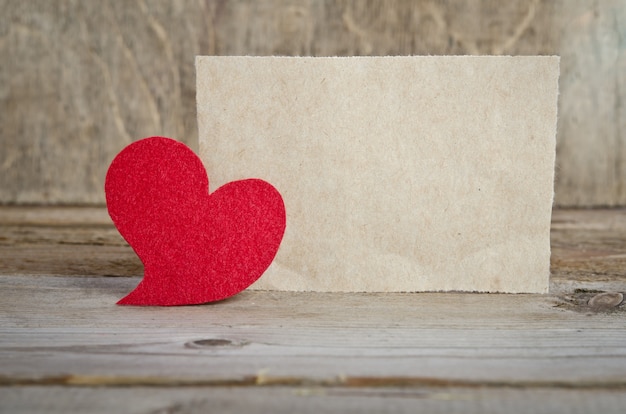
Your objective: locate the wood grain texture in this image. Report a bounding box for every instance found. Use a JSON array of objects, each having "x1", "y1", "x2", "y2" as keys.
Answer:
[
  {"x1": 0, "y1": 207, "x2": 625, "y2": 412},
  {"x1": 4, "y1": 386, "x2": 626, "y2": 414},
  {"x1": 0, "y1": 0, "x2": 624, "y2": 206},
  {"x1": 1, "y1": 276, "x2": 626, "y2": 412}
]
